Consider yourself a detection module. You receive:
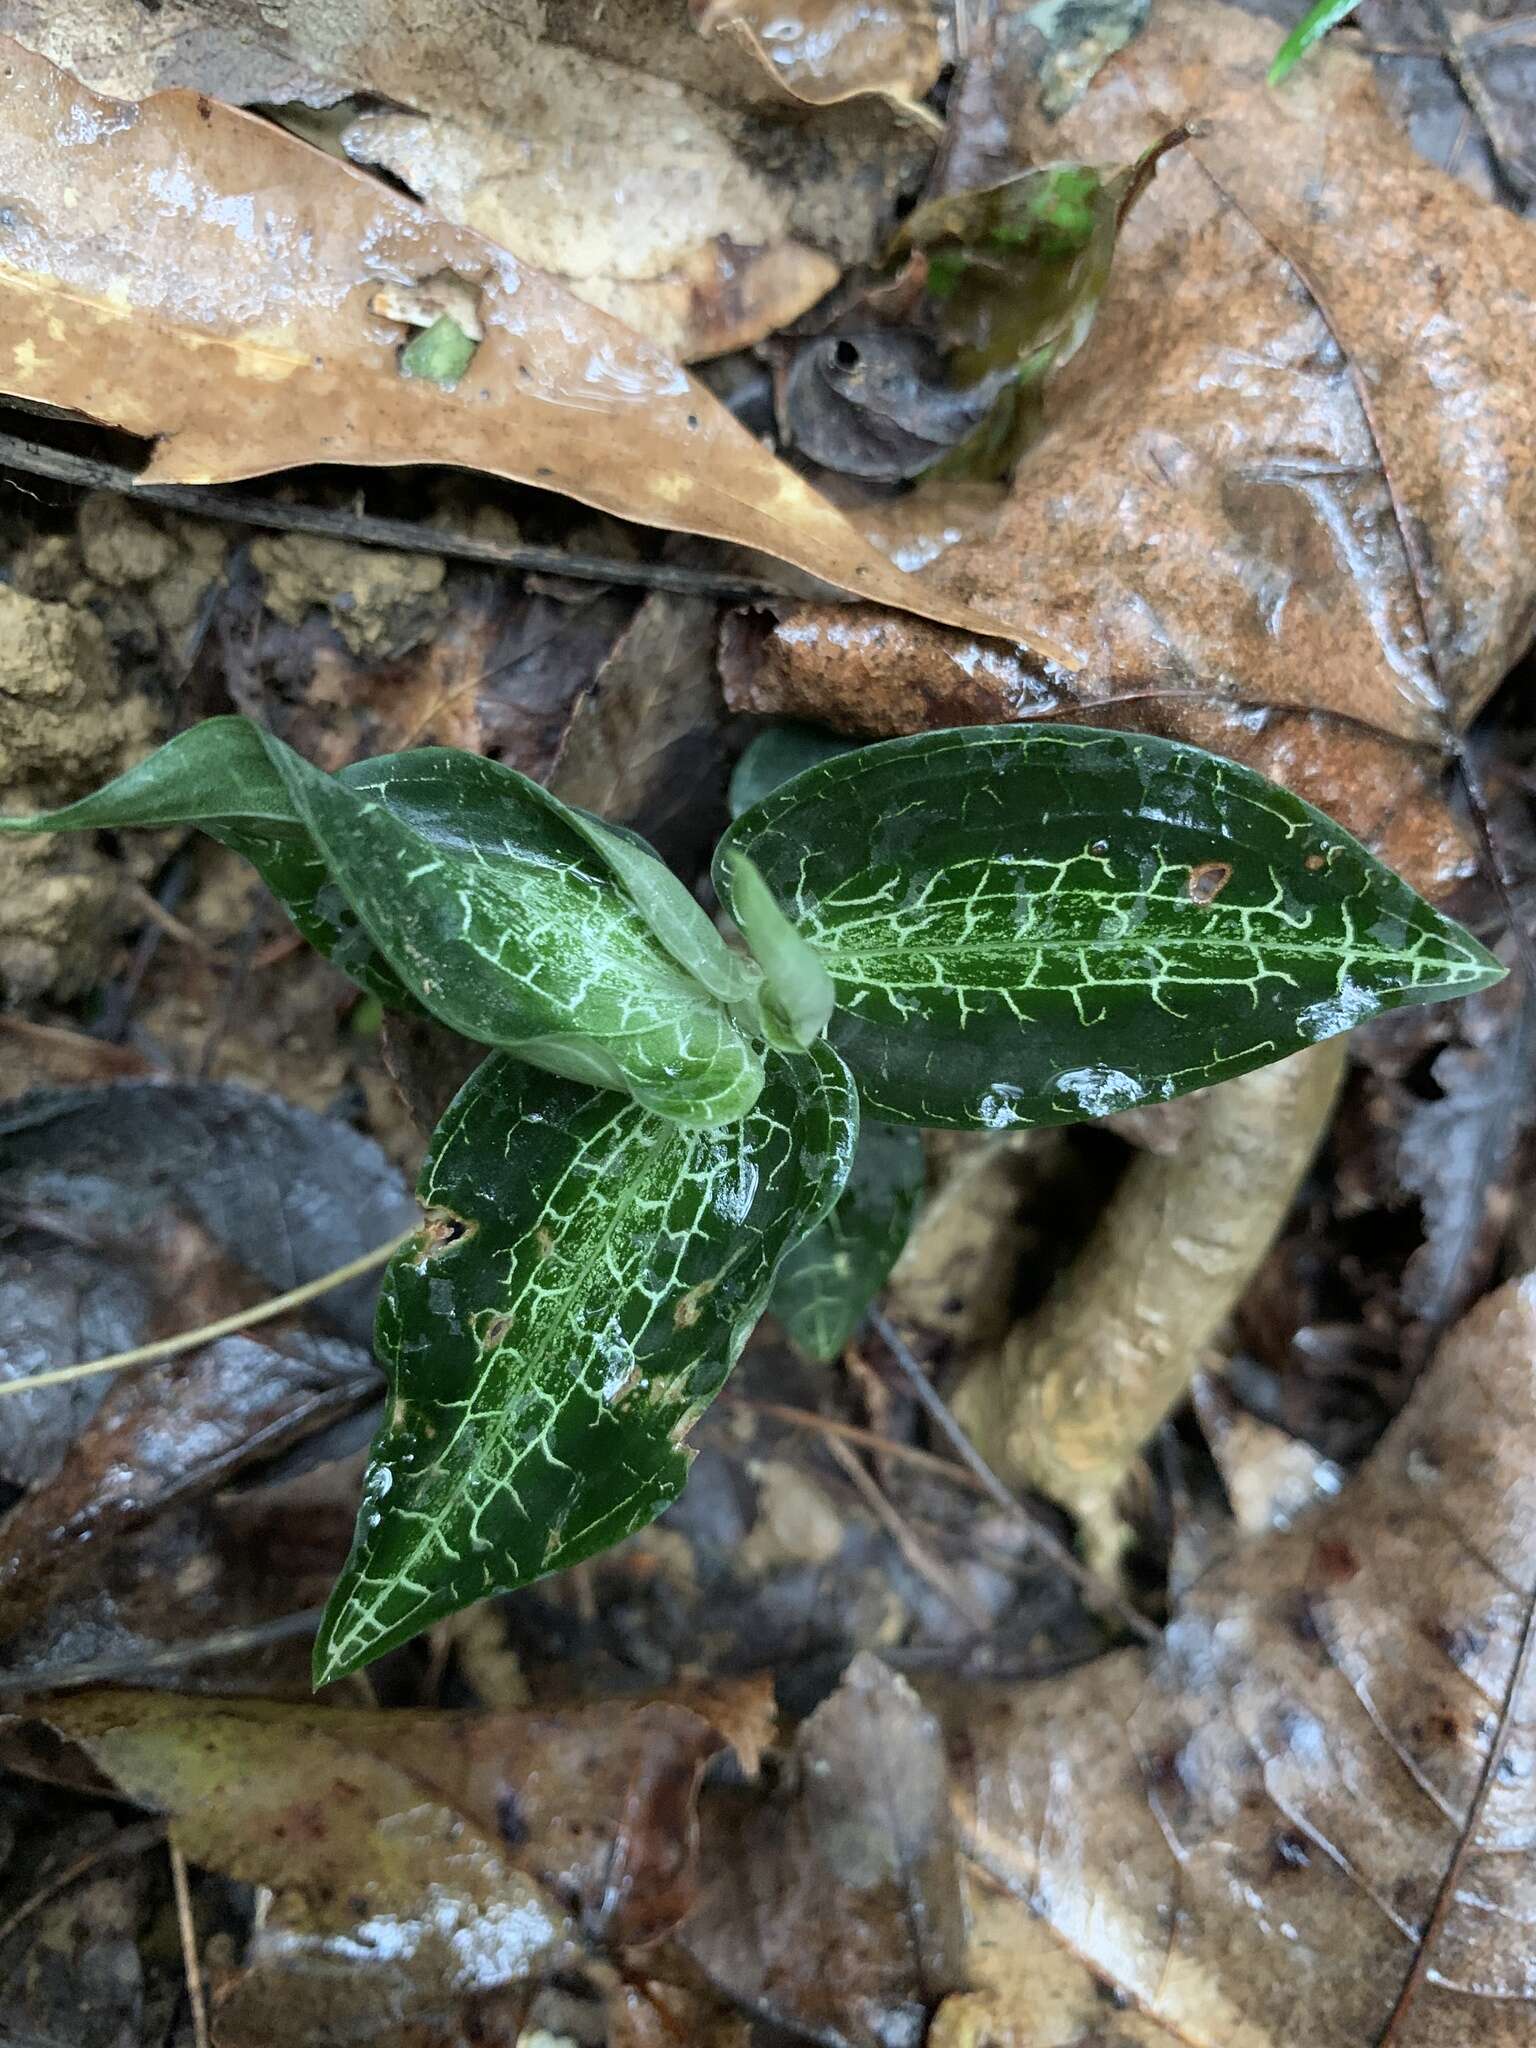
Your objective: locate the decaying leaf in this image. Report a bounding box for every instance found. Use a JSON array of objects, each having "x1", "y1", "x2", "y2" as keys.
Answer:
[
  {"x1": 725, "y1": 0, "x2": 1536, "y2": 891},
  {"x1": 691, "y1": 0, "x2": 942, "y2": 114},
  {"x1": 5, "y1": 0, "x2": 935, "y2": 362},
  {"x1": 0, "y1": 1322, "x2": 376, "y2": 1647},
  {"x1": 681, "y1": 1652, "x2": 968, "y2": 2044},
  {"x1": 0, "y1": 1081, "x2": 412, "y2": 1680},
  {"x1": 938, "y1": 1268, "x2": 1536, "y2": 2045},
  {"x1": 18, "y1": 1682, "x2": 770, "y2": 2042},
  {"x1": 548, "y1": 589, "x2": 733, "y2": 870},
  {"x1": 0, "y1": 39, "x2": 1055, "y2": 652},
  {"x1": 0, "y1": 1081, "x2": 413, "y2": 1475}
]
